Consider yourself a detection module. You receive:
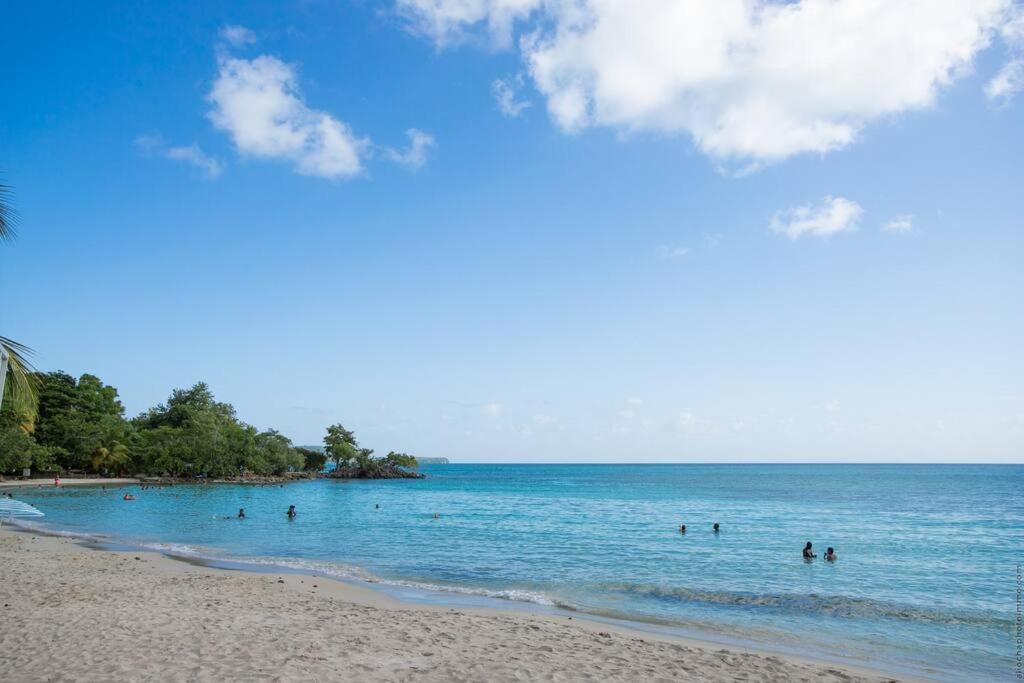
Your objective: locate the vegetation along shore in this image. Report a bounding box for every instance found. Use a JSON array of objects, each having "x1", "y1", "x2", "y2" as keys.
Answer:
[{"x1": 0, "y1": 372, "x2": 420, "y2": 480}]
